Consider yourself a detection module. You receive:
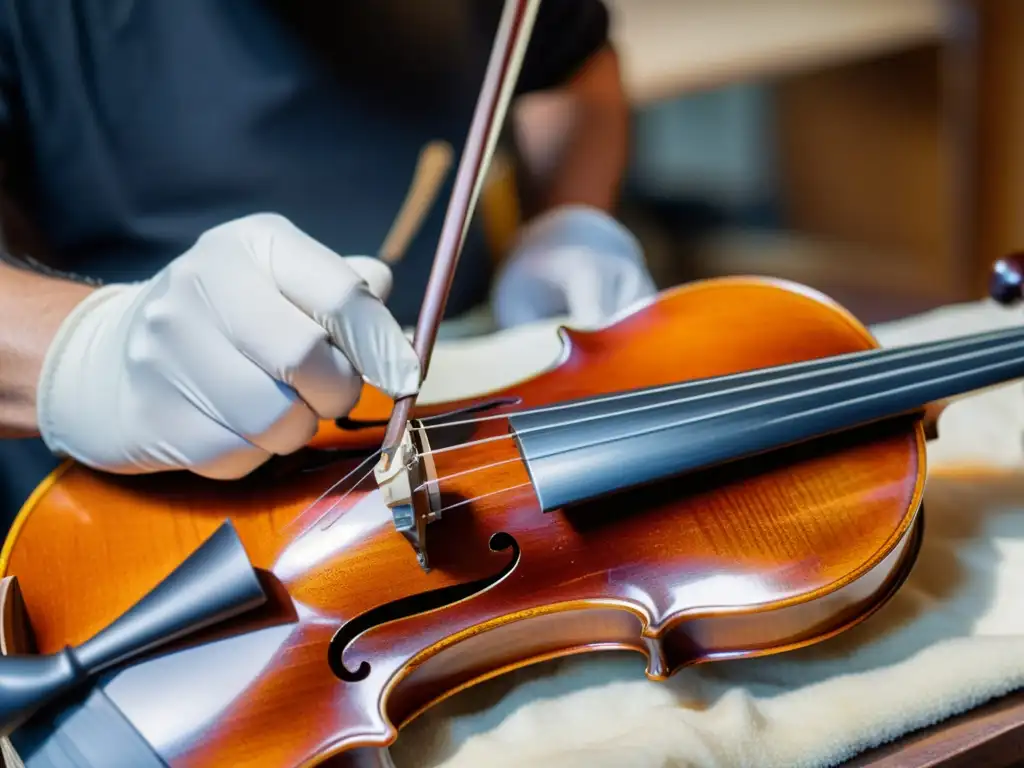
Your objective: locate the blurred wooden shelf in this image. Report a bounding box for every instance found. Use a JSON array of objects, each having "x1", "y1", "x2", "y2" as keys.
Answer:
[
  {"x1": 689, "y1": 229, "x2": 957, "y2": 324},
  {"x1": 606, "y1": 0, "x2": 950, "y2": 102},
  {"x1": 693, "y1": 230, "x2": 950, "y2": 292}
]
